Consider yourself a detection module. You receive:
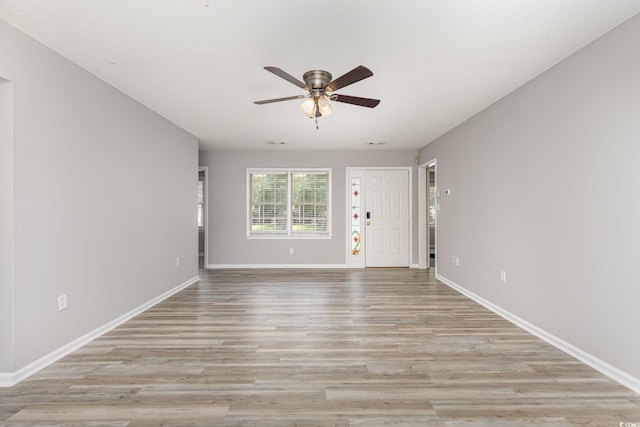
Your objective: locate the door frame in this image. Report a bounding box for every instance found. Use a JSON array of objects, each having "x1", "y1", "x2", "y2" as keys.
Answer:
[
  {"x1": 198, "y1": 166, "x2": 209, "y2": 269},
  {"x1": 346, "y1": 167, "x2": 413, "y2": 268},
  {"x1": 418, "y1": 158, "x2": 437, "y2": 270}
]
